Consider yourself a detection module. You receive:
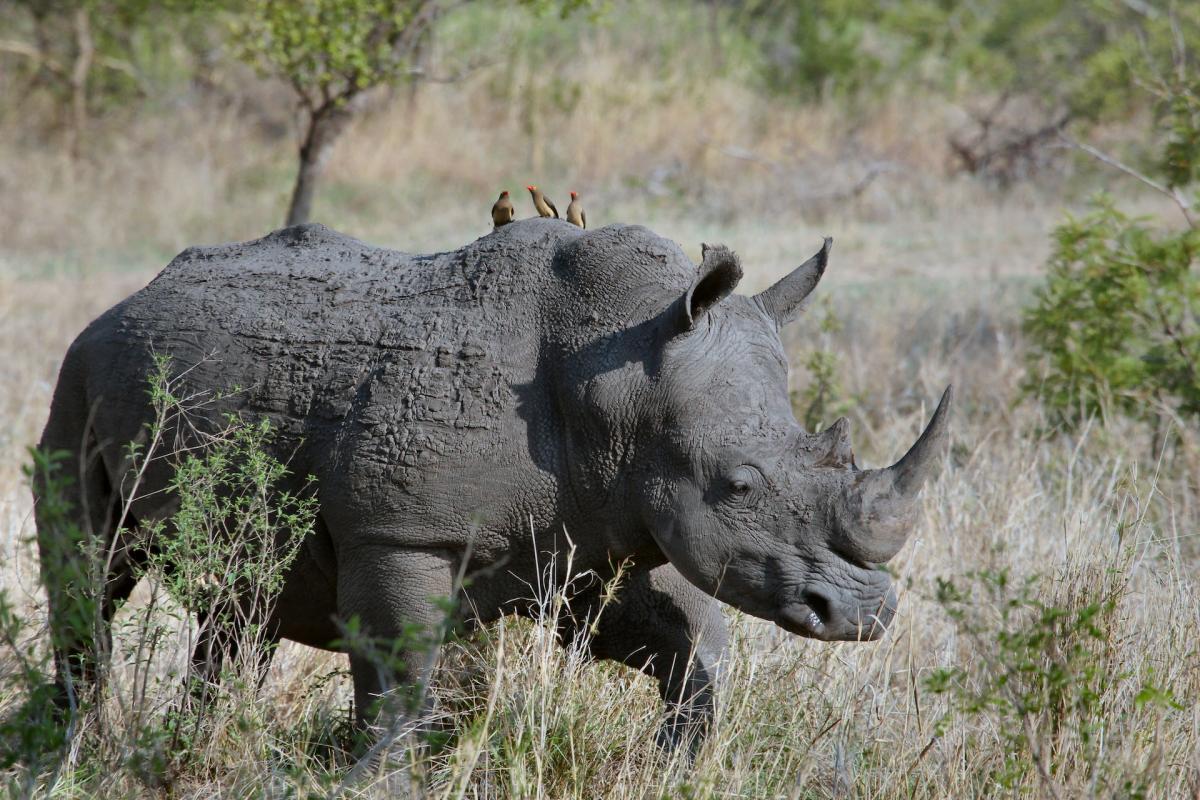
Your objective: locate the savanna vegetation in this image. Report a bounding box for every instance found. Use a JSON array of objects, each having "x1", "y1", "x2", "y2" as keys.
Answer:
[{"x1": 1, "y1": 0, "x2": 1198, "y2": 797}]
